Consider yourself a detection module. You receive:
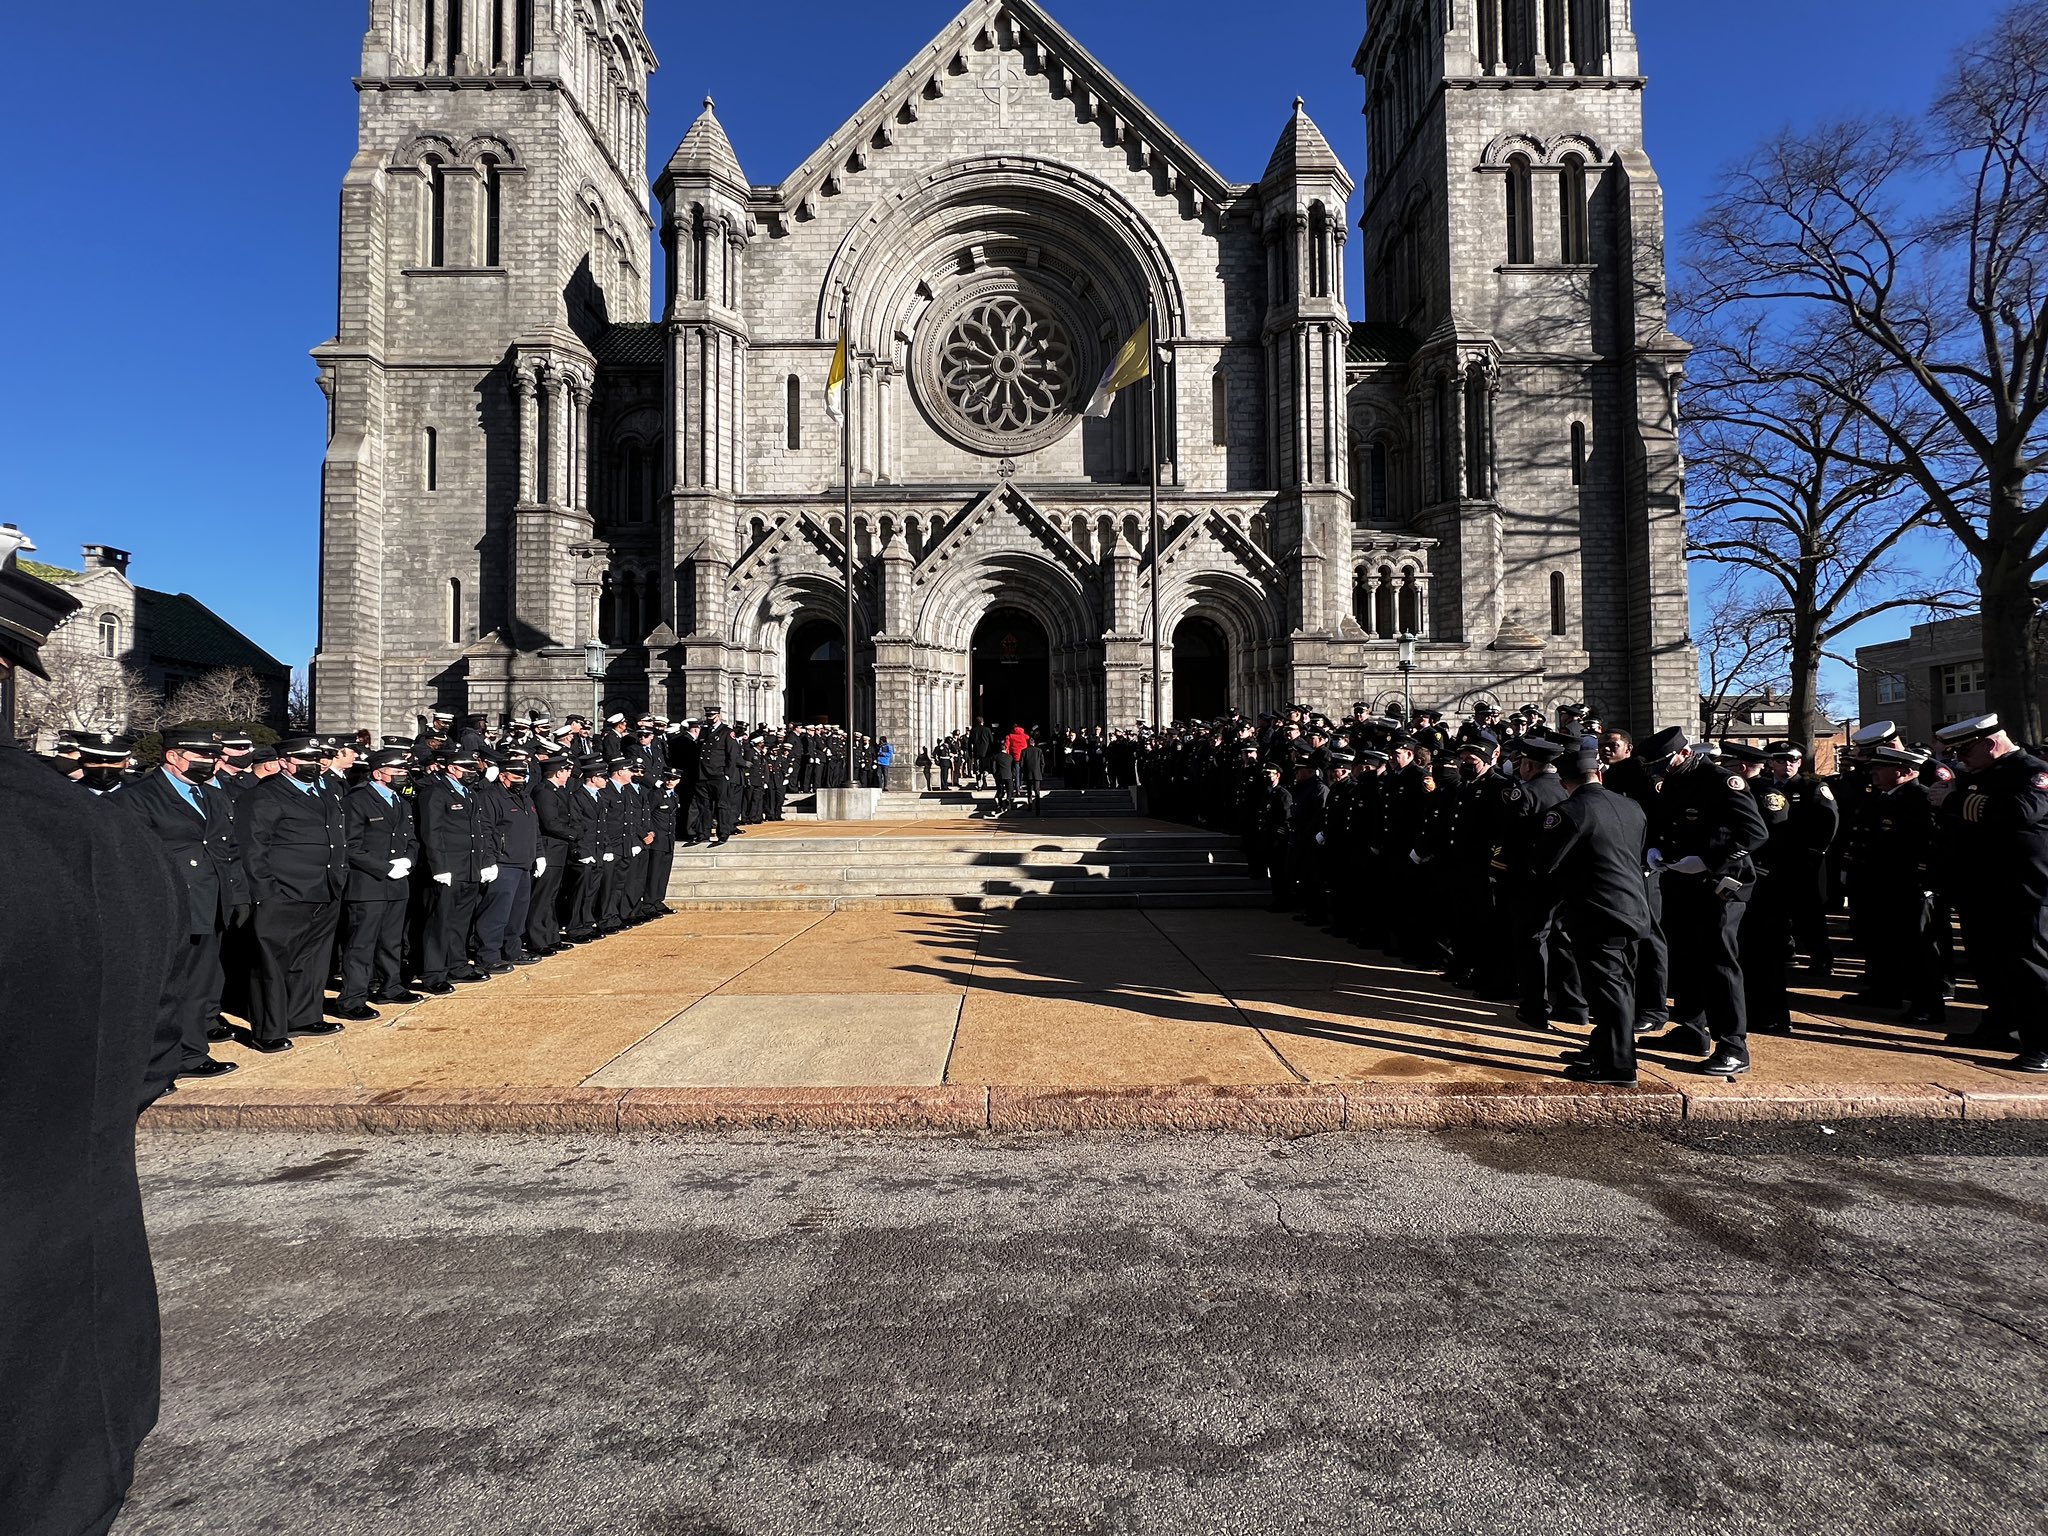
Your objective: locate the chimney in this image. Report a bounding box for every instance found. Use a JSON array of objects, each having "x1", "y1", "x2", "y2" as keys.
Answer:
[{"x1": 82, "y1": 544, "x2": 132, "y2": 579}]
